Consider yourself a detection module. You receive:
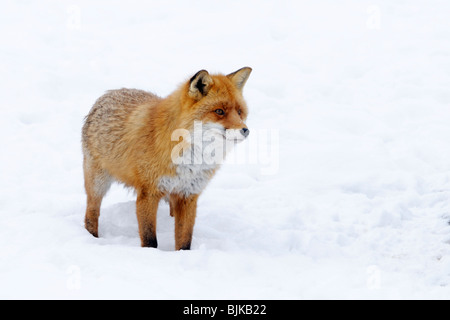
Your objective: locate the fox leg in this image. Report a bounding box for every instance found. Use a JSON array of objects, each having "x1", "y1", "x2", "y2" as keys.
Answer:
[
  {"x1": 83, "y1": 157, "x2": 112, "y2": 238},
  {"x1": 136, "y1": 189, "x2": 160, "y2": 248},
  {"x1": 170, "y1": 194, "x2": 199, "y2": 250},
  {"x1": 85, "y1": 194, "x2": 102, "y2": 238}
]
